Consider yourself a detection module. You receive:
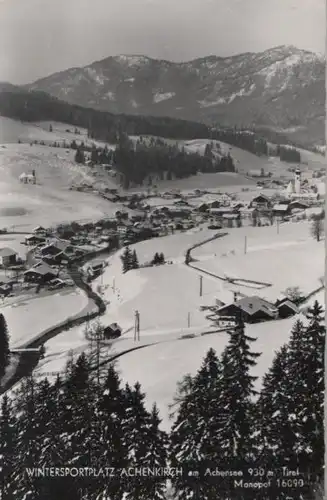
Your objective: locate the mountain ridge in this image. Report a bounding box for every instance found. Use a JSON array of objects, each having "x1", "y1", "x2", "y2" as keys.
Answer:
[{"x1": 3, "y1": 45, "x2": 326, "y2": 147}]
